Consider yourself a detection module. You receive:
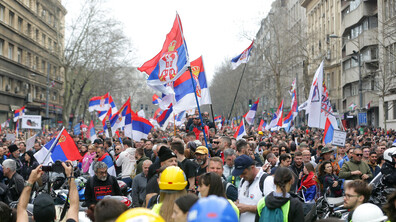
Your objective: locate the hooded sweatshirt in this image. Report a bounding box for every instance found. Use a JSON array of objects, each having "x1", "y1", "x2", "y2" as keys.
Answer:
[{"x1": 256, "y1": 191, "x2": 304, "y2": 222}]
